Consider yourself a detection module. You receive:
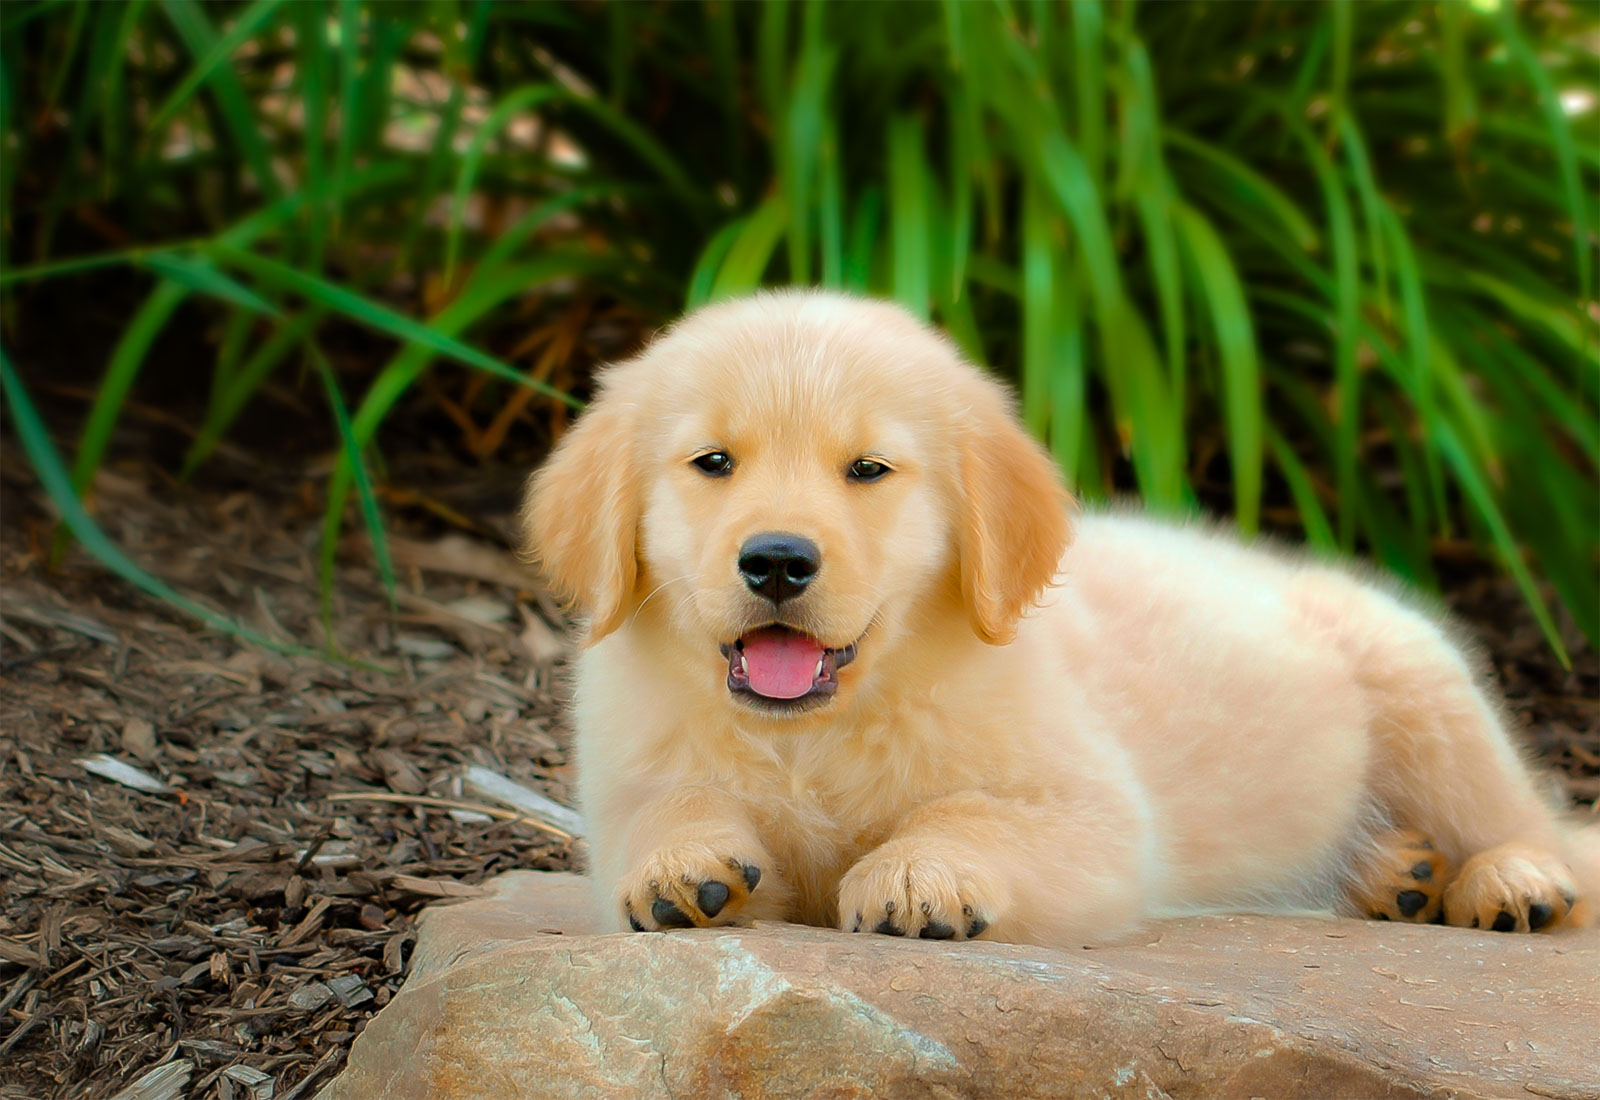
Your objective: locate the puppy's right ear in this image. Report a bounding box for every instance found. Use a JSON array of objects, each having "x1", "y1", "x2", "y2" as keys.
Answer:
[{"x1": 520, "y1": 381, "x2": 641, "y2": 643}]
